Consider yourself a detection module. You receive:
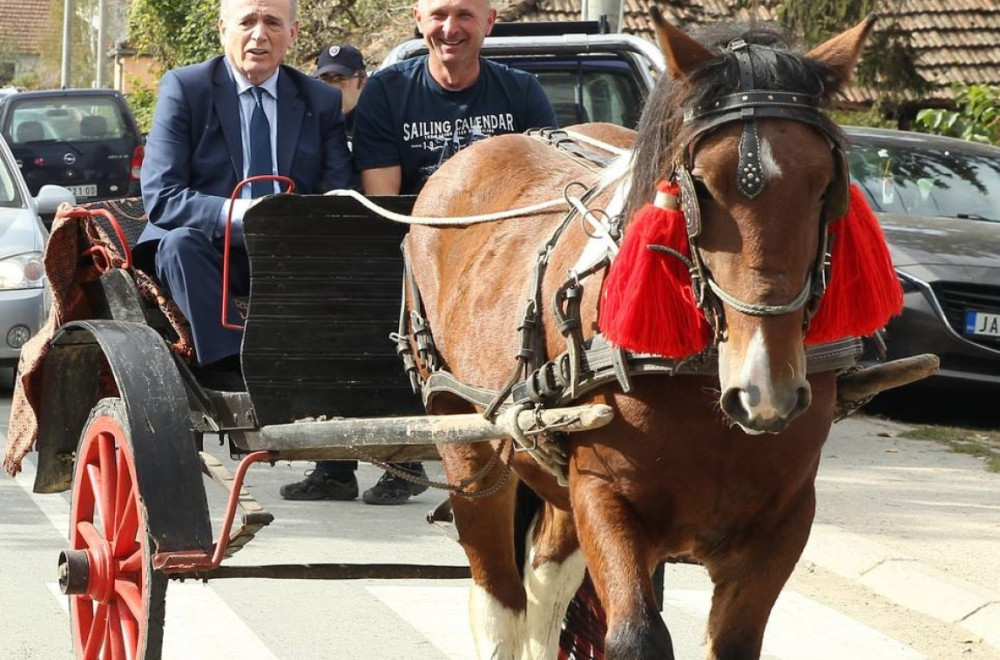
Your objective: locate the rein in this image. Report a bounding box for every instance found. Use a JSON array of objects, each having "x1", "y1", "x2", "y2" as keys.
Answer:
[
  {"x1": 325, "y1": 188, "x2": 568, "y2": 226},
  {"x1": 324, "y1": 129, "x2": 626, "y2": 227}
]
